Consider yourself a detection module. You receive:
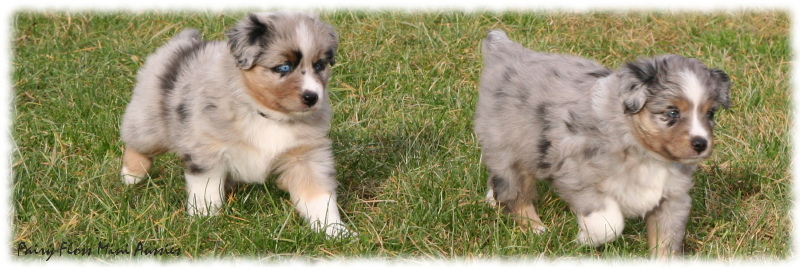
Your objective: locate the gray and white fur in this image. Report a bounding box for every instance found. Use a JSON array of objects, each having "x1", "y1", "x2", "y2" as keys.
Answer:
[
  {"x1": 474, "y1": 30, "x2": 730, "y2": 258},
  {"x1": 120, "y1": 11, "x2": 352, "y2": 237}
]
